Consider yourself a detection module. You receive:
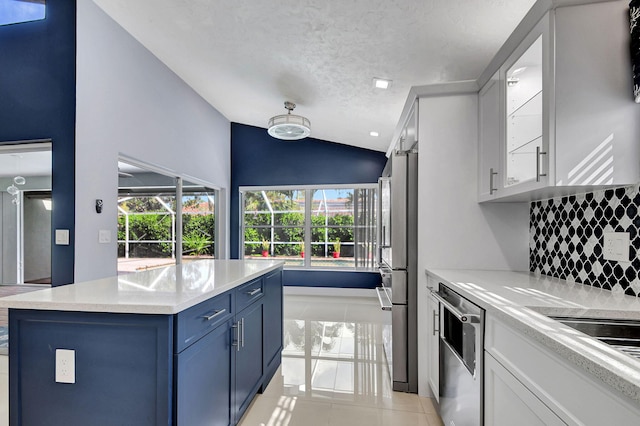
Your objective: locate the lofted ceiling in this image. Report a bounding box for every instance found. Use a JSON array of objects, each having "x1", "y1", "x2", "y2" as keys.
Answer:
[{"x1": 92, "y1": 0, "x2": 537, "y2": 152}]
